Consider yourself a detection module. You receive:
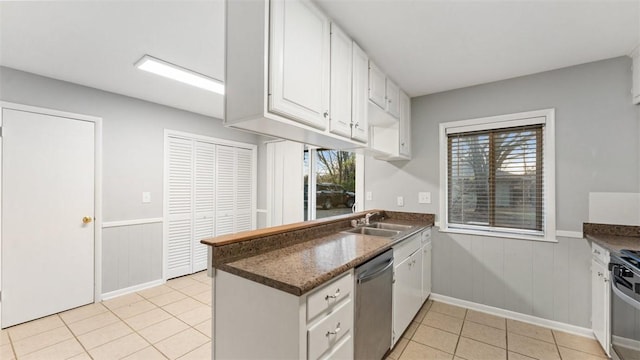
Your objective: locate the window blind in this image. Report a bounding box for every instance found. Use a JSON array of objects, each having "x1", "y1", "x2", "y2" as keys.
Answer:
[{"x1": 447, "y1": 124, "x2": 544, "y2": 233}]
